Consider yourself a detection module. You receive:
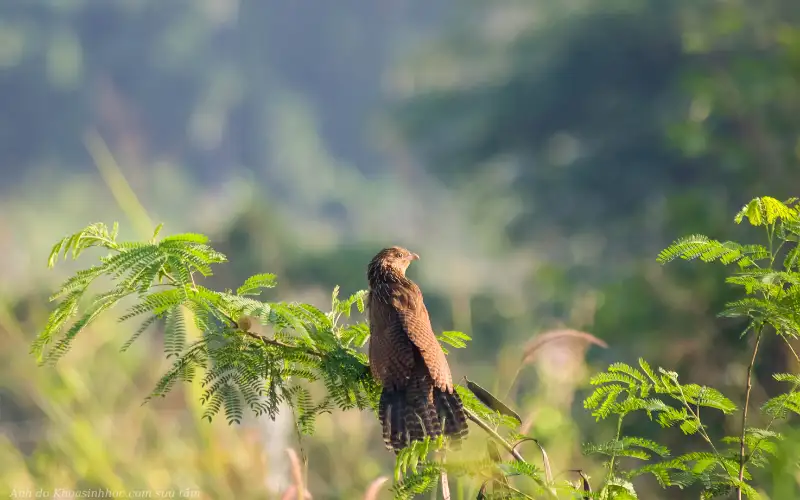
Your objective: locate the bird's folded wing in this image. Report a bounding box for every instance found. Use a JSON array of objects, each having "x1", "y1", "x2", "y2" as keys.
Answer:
[{"x1": 392, "y1": 286, "x2": 453, "y2": 392}]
